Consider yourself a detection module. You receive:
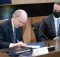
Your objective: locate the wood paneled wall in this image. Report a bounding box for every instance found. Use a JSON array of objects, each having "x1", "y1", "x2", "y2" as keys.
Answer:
[
  {"x1": 31, "y1": 16, "x2": 47, "y2": 23},
  {"x1": 23, "y1": 16, "x2": 47, "y2": 43},
  {"x1": 12, "y1": 0, "x2": 60, "y2": 4},
  {"x1": 23, "y1": 18, "x2": 32, "y2": 44}
]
